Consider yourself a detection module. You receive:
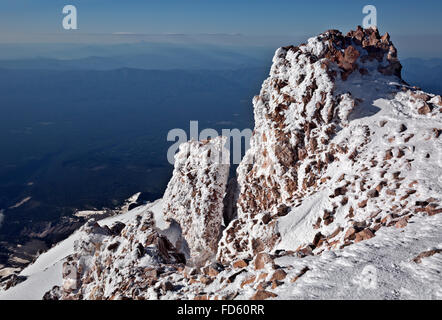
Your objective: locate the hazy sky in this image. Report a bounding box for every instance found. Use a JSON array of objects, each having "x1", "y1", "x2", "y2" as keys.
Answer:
[
  {"x1": 1, "y1": 0, "x2": 441, "y2": 37},
  {"x1": 0, "y1": 0, "x2": 441, "y2": 57}
]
